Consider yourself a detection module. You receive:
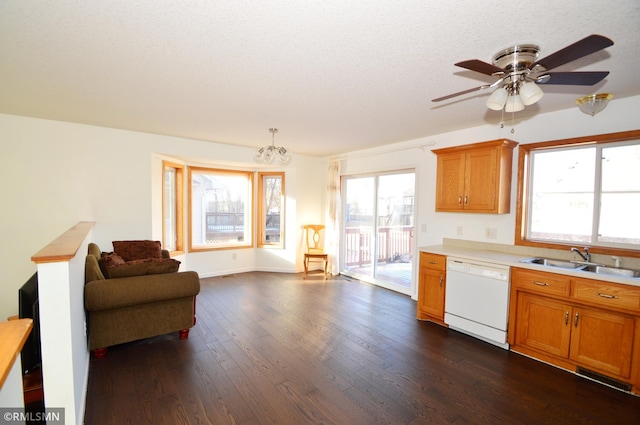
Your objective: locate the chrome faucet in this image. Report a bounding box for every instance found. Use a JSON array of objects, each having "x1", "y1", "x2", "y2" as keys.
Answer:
[{"x1": 571, "y1": 246, "x2": 590, "y2": 263}]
